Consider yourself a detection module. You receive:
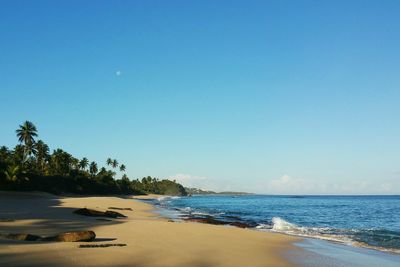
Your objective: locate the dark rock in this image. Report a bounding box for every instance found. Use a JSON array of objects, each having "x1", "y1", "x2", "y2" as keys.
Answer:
[
  {"x1": 0, "y1": 231, "x2": 96, "y2": 242},
  {"x1": 224, "y1": 215, "x2": 242, "y2": 220},
  {"x1": 104, "y1": 210, "x2": 127, "y2": 218},
  {"x1": 0, "y1": 233, "x2": 41, "y2": 241},
  {"x1": 73, "y1": 208, "x2": 126, "y2": 218},
  {"x1": 228, "y1": 221, "x2": 252, "y2": 228},
  {"x1": 74, "y1": 208, "x2": 105, "y2": 217},
  {"x1": 185, "y1": 216, "x2": 254, "y2": 228},
  {"x1": 186, "y1": 217, "x2": 226, "y2": 225},
  {"x1": 42, "y1": 231, "x2": 96, "y2": 242},
  {"x1": 0, "y1": 219, "x2": 15, "y2": 222},
  {"x1": 108, "y1": 207, "x2": 133, "y2": 211}
]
